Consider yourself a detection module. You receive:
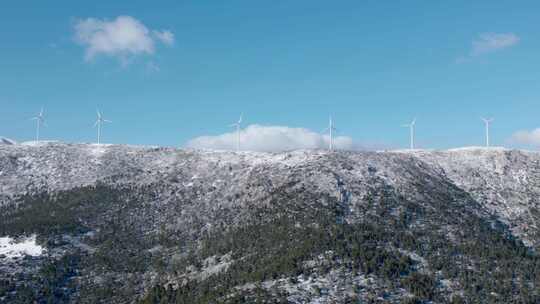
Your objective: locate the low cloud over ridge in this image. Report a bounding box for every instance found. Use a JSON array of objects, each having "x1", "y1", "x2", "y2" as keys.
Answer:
[
  {"x1": 74, "y1": 16, "x2": 173, "y2": 62},
  {"x1": 511, "y1": 128, "x2": 540, "y2": 146},
  {"x1": 186, "y1": 125, "x2": 354, "y2": 152}
]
